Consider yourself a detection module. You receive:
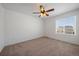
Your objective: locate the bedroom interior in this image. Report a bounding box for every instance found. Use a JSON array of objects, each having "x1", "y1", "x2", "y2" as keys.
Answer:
[{"x1": 0, "y1": 3, "x2": 79, "y2": 56}]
